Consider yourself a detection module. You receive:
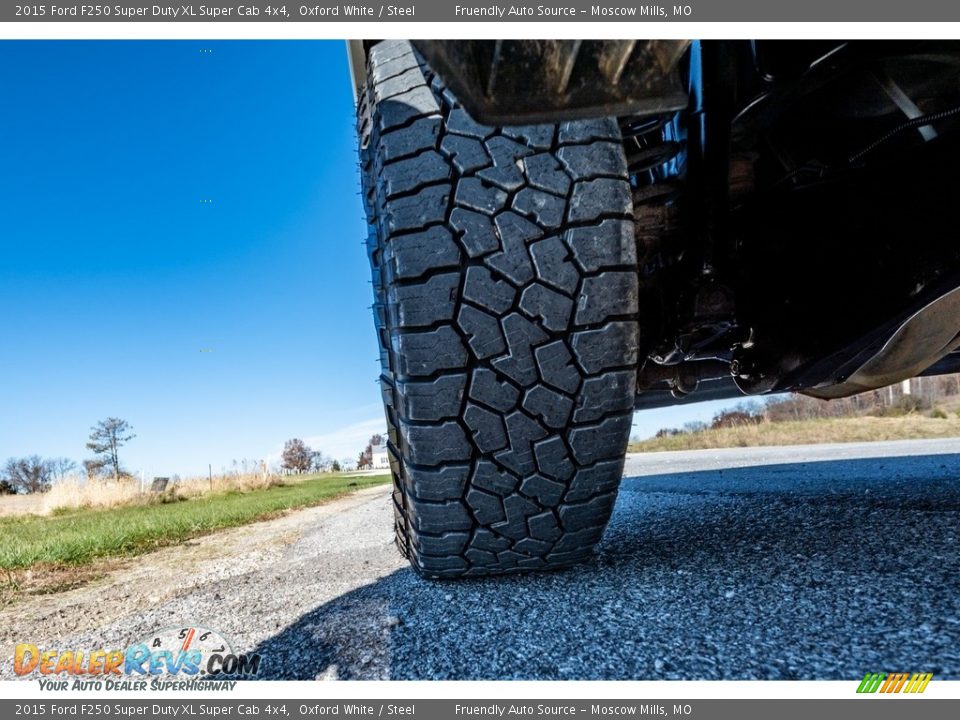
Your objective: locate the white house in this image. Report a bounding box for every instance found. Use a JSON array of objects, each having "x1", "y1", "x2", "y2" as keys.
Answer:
[{"x1": 370, "y1": 439, "x2": 390, "y2": 469}]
